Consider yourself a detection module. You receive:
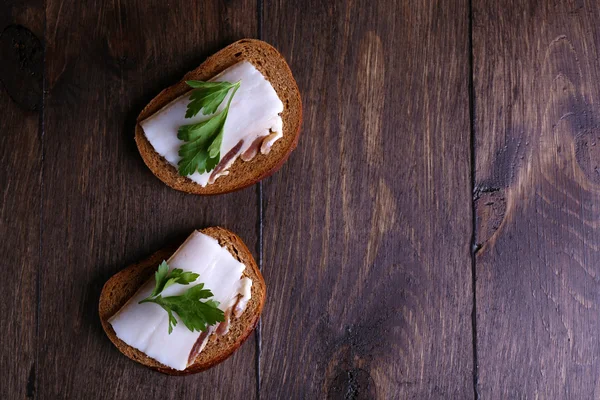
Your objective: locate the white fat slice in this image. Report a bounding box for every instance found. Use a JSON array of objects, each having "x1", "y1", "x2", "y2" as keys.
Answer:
[
  {"x1": 140, "y1": 61, "x2": 284, "y2": 186},
  {"x1": 109, "y1": 231, "x2": 252, "y2": 371}
]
